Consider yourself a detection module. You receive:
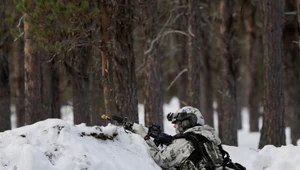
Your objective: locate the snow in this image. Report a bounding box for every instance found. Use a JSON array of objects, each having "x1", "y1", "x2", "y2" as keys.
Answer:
[
  {"x1": 2, "y1": 97, "x2": 300, "y2": 170},
  {"x1": 0, "y1": 119, "x2": 160, "y2": 170}
]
